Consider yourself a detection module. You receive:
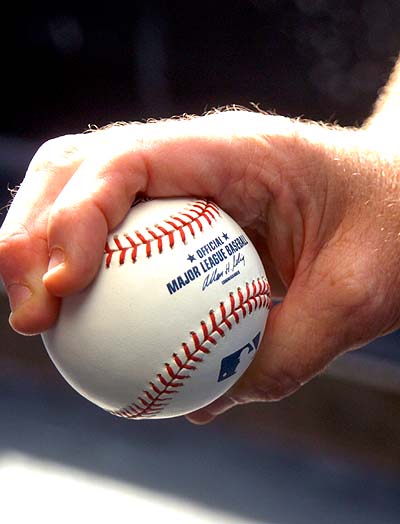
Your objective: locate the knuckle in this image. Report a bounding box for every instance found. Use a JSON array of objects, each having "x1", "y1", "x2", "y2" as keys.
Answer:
[
  {"x1": 28, "y1": 134, "x2": 82, "y2": 173},
  {"x1": 0, "y1": 224, "x2": 29, "y2": 251},
  {"x1": 47, "y1": 205, "x2": 77, "y2": 238},
  {"x1": 47, "y1": 201, "x2": 87, "y2": 235},
  {"x1": 324, "y1": 260, "x2": 382, "y2": 345},
  {"x1": 48, "y1": 202, "x2": 69, "y2": 222},
  {"x1": 0, "y1": 225, "x2": 31, "y2": 275}
]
